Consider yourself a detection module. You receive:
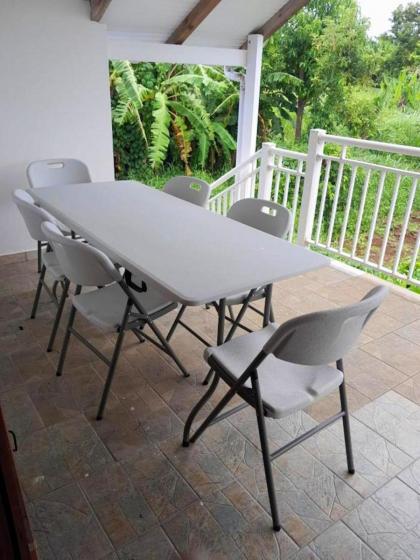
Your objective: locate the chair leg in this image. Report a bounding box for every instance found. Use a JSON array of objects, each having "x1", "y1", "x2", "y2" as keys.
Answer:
[
  {"x1": 228, "y1": 305, "x2": 235, "y2": 321},
  {"x1": 203, "y1": 298, "x2": 226, "y2": 385},
  {"x1": 37, "y1": 241, "x2": 42, "y2": 273},
  {"x1": 251, "y1": 371, "x2": 281, "y2": 532},
  {"x1": 96, "y1": 329, "x2": 126, "y2": 419},
  {"x1": 166, "y1": 304, "x2": 186, "y2": 342},
  {"x1": 31, "y1": 265, "x2": 46, "y2": 319},
  {"x1": 56, "y1": 285, "x2": 81, "y2": 376},
  {"x1": 47, "y1": 279, "x2": 69, "y2": 352},
  {"x1": 183, "y1": 373, "x2": 220, "y2": 446},
  {"x1": 146, "y1": 316, "x2": 190, "y2": 378},
  {"x1": 269, "y1": 304, "x2": 275, "y2": 323},
  {"x1": 337, "y1": 359, "x2": 355, "y2": 474}
]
